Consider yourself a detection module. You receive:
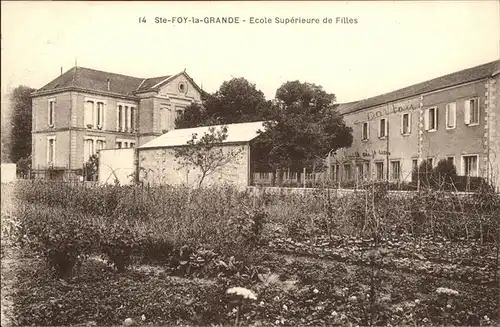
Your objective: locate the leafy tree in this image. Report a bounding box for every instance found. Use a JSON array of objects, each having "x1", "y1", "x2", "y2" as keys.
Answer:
[
  {"x1": 84, "y1": 154, "x2": 99, "y2": 181},
  {"x1": 432, "y1": 159, "x2": 458, "y2": 189},
  {"x1": 175, "y1": 78, "x2": 270, "y2": 128},
  {"x1": 175, "y1": 103, "x2": 216, "y2": 129},
  {"x1": 252, "y1": 81, "x2": 353, "y2": 174},
  {"x1": 9, "y1": 85, "x2": 35, "y2": 164},
  {"x1": 173, "y1": 126, "x2": 243, "y2": 187}
]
